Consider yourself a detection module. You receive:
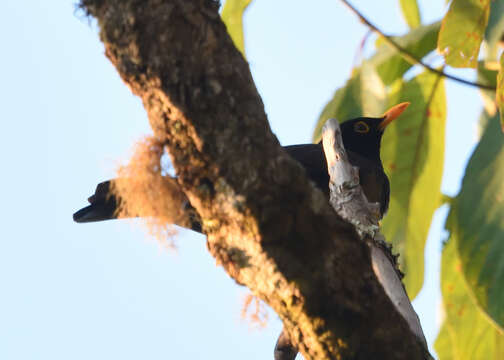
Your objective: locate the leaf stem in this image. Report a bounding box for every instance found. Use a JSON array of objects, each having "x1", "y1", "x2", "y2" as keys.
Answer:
[{"x1": 339, "y1": 0, "x2": 496, "y2": 91}]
